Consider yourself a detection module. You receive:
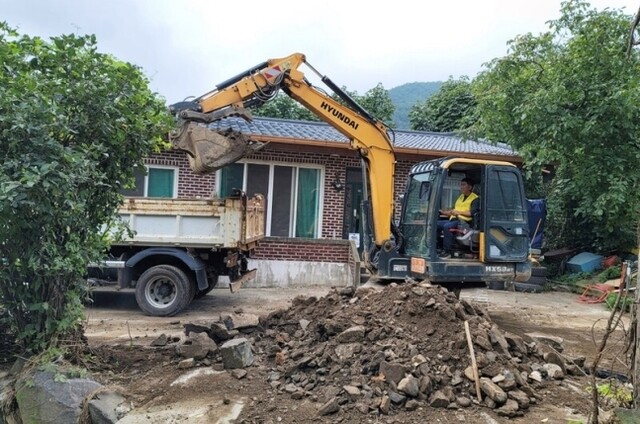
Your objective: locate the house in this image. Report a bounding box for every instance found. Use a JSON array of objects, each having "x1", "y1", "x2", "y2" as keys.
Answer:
[{"x1": 133, "y1": 117, "x2": 522, "y2": 288}]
